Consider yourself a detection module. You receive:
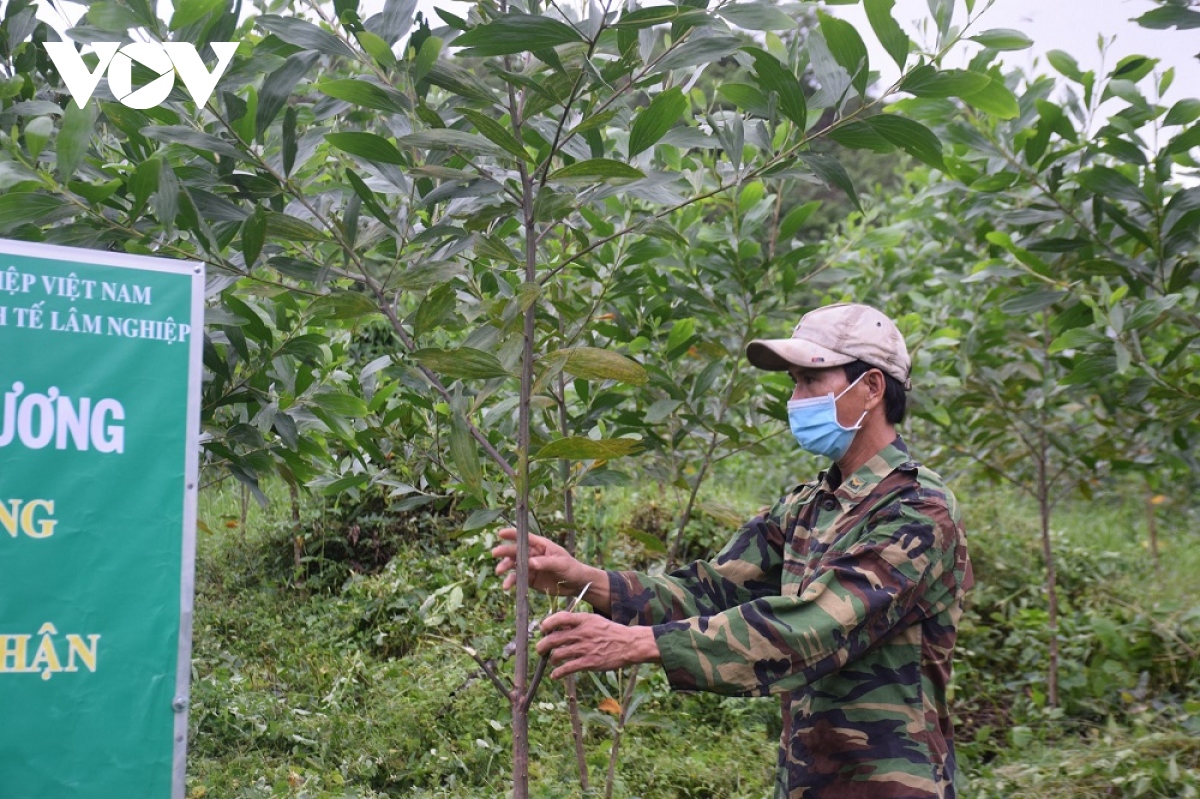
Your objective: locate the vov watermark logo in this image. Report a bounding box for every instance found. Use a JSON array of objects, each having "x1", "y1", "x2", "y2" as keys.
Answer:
[{"x1": 44, "y1": 41, "x2": 238, "y2": 110}]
